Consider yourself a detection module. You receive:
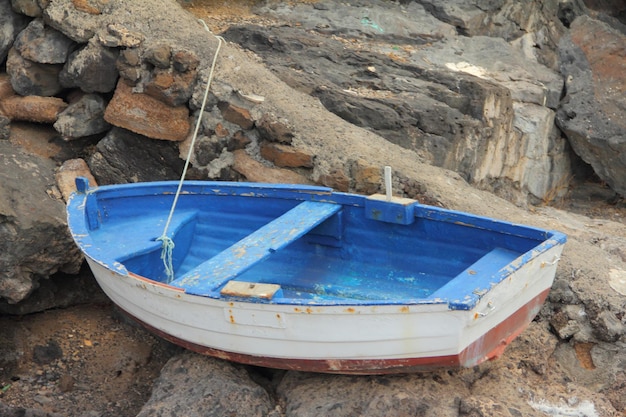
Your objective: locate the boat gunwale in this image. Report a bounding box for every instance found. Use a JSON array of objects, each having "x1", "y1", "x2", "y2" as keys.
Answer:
[{"x1": 67, "y1": 180, "x2": 567, "y2": 310}]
